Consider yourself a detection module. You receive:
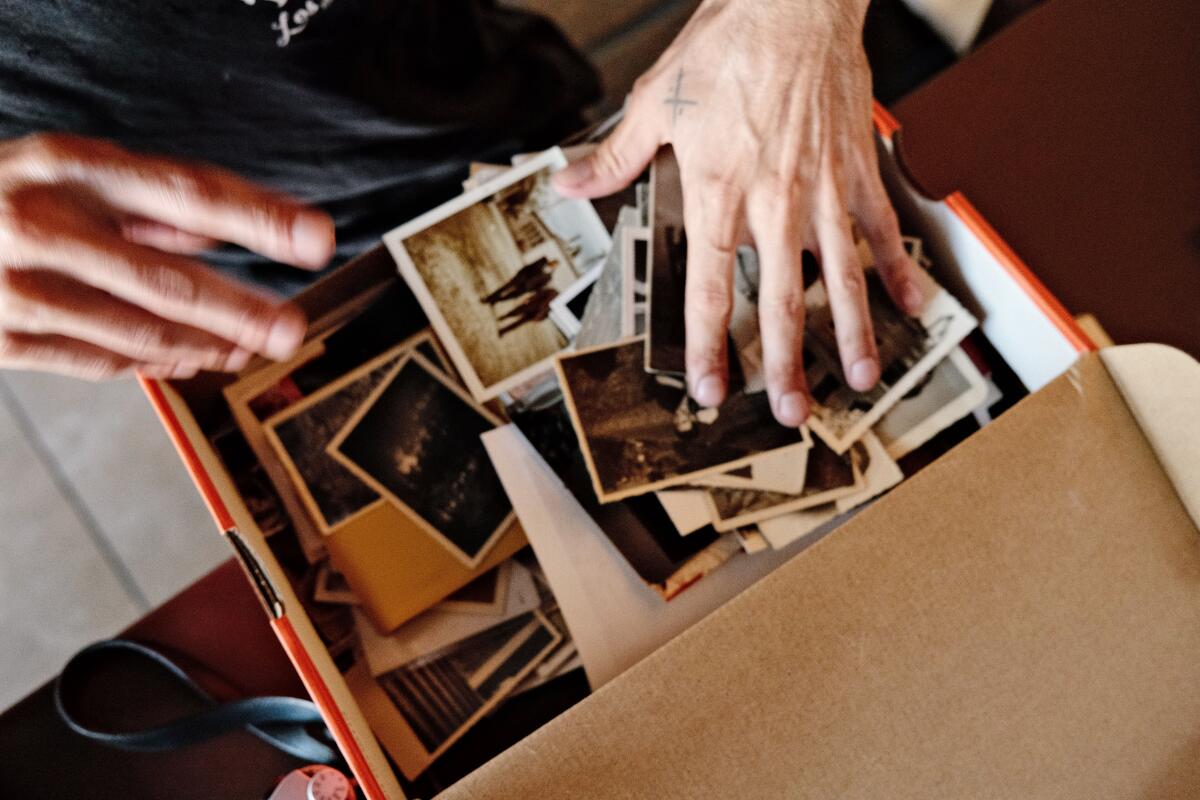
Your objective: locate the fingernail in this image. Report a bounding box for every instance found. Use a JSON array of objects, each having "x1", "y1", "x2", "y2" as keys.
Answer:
[
  {"x1": 902, "y1": 280, "x2": 925, "y2": 314},
  {"x1": 224, "y1": 347, "x2": 252, "y2": 372},
  {"x1": 694, "y1": 374, "x2": 724, "y2": 407},
  {"x1": 265, "y1": 313, "x2": 305, "y2": 361},
  {"x1": 171, "y1": 361, "x2": 200, "y2": 380},
  {"x1": 776, "y1": 392, "x2": 809, "y2": 426},
  {"x1": 292, "y1": 210, "x2": 334, "y2": 269},
  {"x1": 553, "y1": 159, "x2": 593, "y2": 190},
  {"x1": 848, "y1": 358, "x2": 880, "y2": 391}
]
